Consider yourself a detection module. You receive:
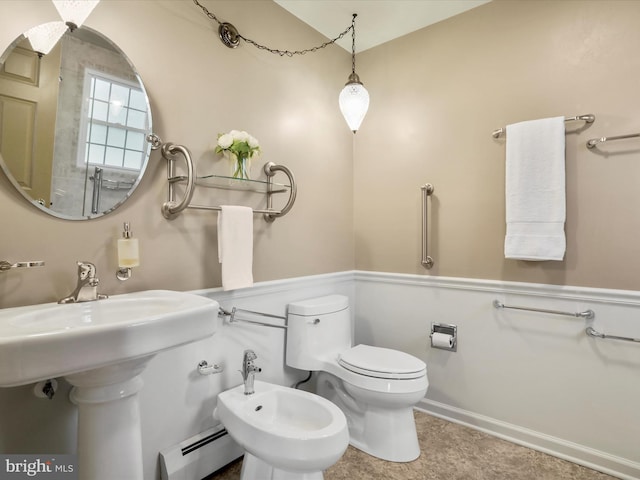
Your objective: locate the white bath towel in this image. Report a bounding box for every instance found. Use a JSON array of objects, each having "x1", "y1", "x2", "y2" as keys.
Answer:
[
  {"x1": 218, "y1": 205, "x2": 254, "y2": 290},
  {"x1": 504, "y1": 116, "x2": 566, "y2": 261}
]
